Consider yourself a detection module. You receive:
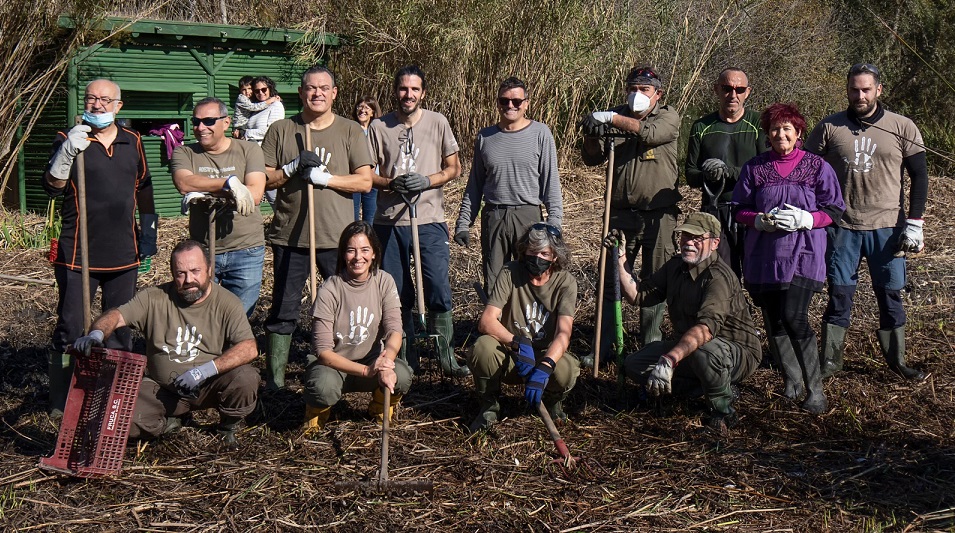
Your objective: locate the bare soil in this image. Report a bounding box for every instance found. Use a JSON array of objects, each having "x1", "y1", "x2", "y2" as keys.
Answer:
[{"x1": 1, "y1": 172, "x2": 953, "y2": 531}]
